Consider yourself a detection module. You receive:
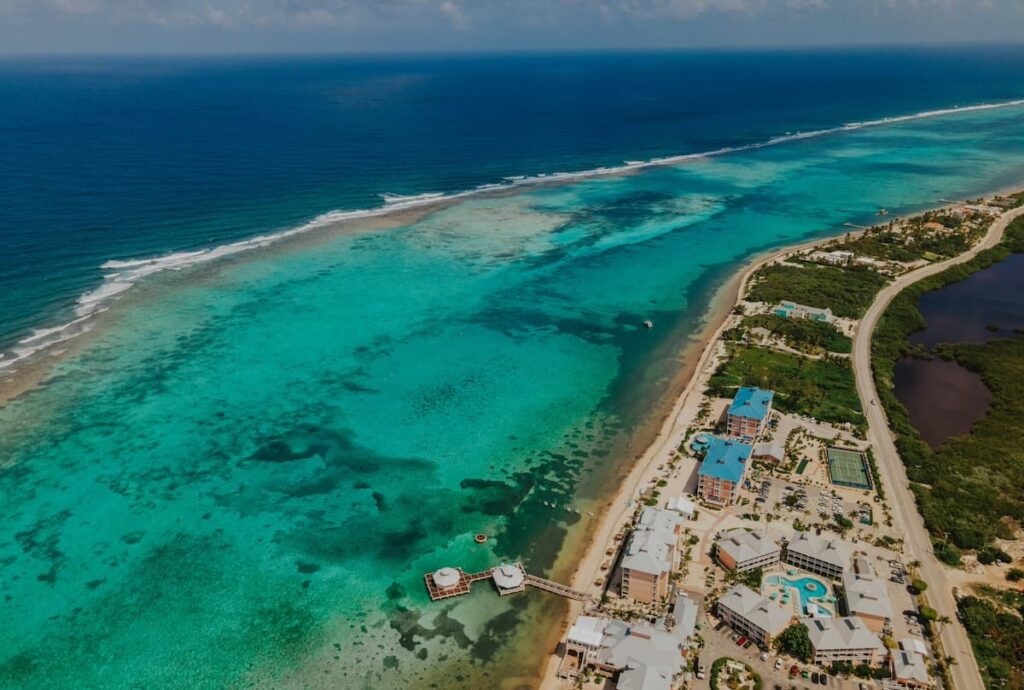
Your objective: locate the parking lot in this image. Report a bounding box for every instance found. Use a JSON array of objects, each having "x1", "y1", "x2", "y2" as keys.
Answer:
[{"x1": 692, "y1": 619, "x2": 873, "y2": 690}]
